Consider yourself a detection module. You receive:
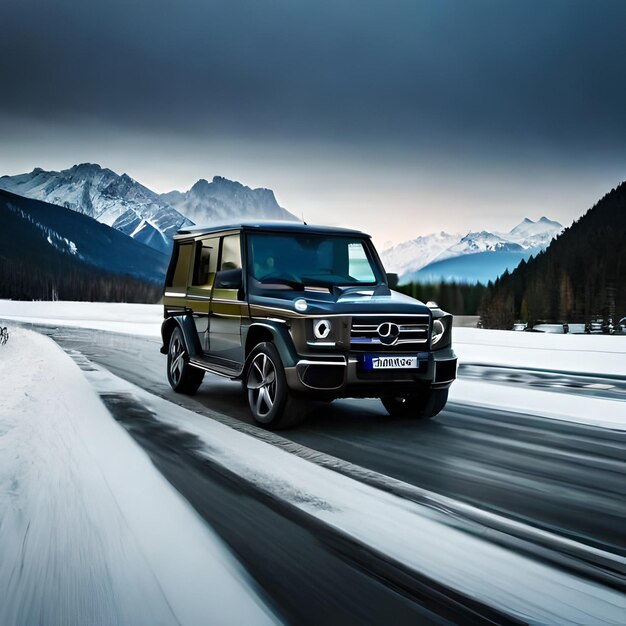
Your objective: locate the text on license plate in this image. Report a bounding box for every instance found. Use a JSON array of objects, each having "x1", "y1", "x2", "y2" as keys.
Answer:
[{"x1": 371, "y1": 356, "x2": 418, "y2": 369}]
